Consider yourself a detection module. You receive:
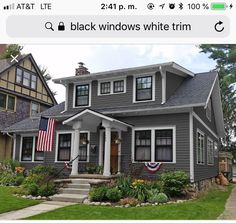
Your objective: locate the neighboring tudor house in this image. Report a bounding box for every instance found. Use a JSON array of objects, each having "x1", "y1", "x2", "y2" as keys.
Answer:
[
  {"x1": 0, "y1": 53, "x2": 57, "y2": 160},
  {"x1": 4, "y1": 62, "x2": 224, "y2": 184}
]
